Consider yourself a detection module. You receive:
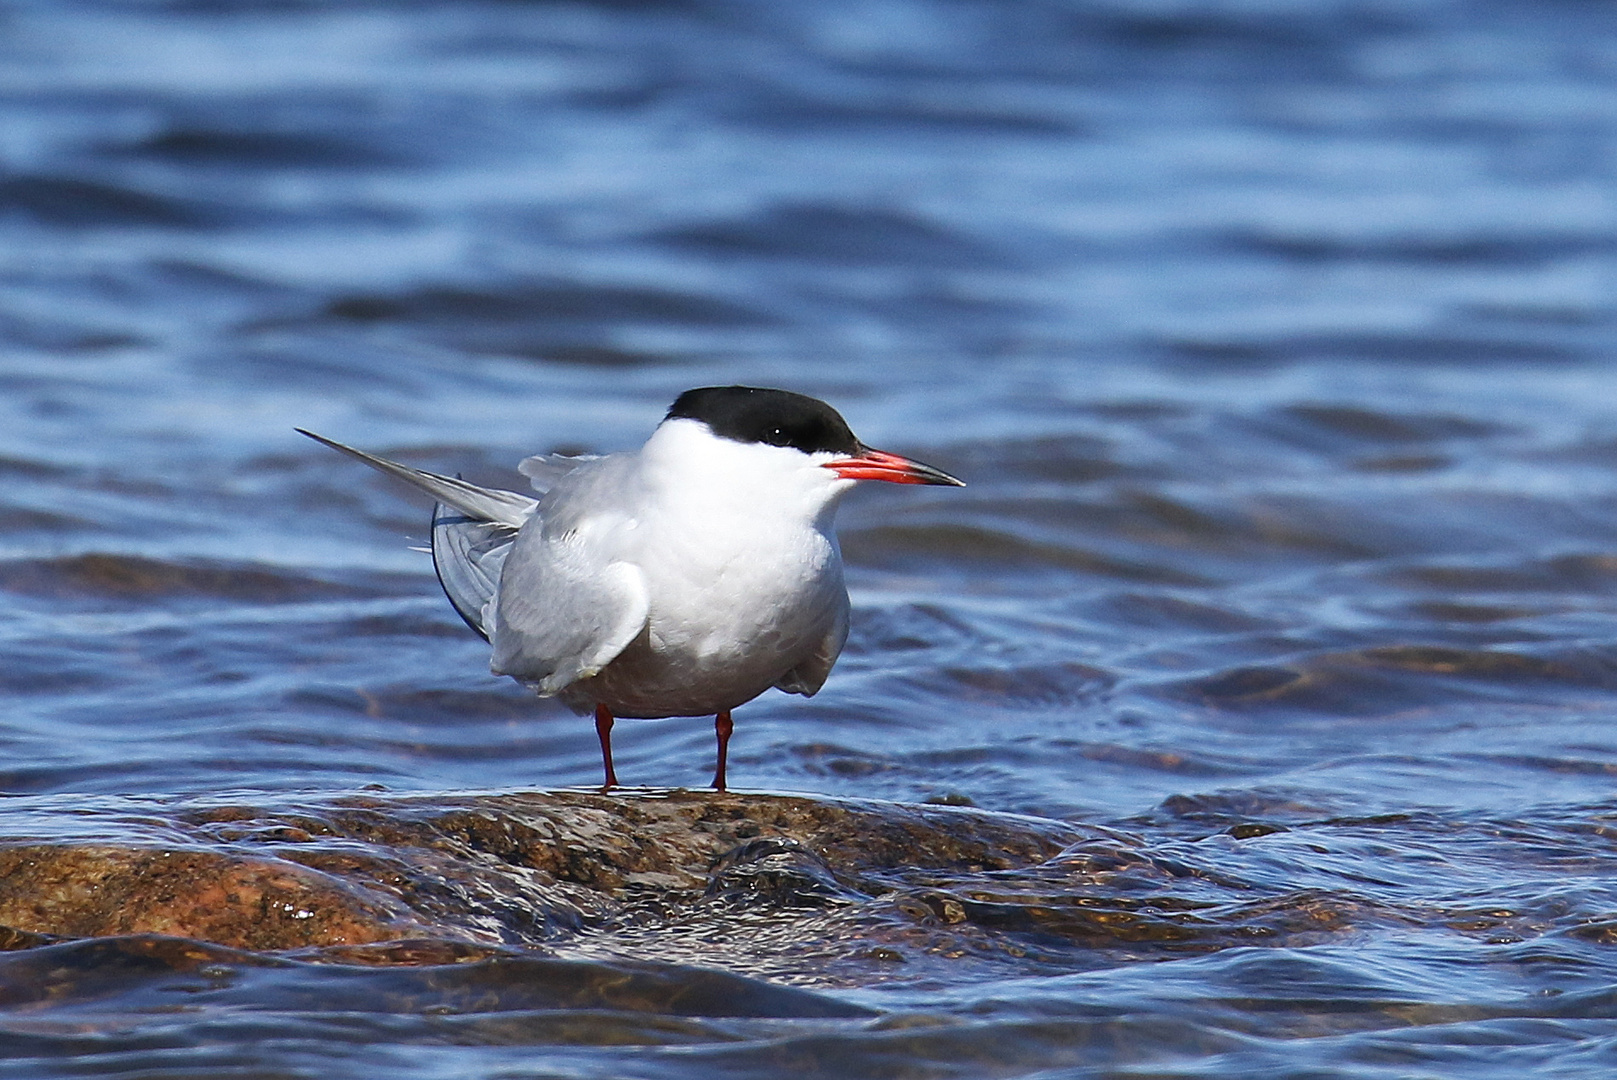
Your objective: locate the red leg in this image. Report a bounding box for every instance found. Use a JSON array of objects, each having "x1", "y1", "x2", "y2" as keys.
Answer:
[
  {"x1": 595, "y1": 703, "x2": 619, "y2": 790},
  {"x1": 712, "y1": 709, "x2": 733, "y2": 792}
]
